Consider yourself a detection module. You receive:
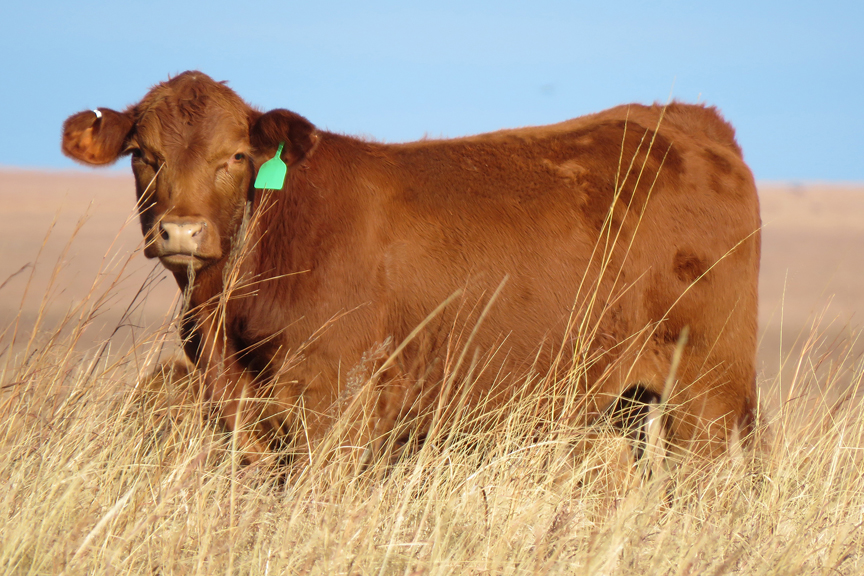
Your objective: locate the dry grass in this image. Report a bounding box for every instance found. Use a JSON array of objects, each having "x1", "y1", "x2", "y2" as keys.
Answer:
[{"x1": 1, "y1": 244, "x2": 863, "y2": 576}]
